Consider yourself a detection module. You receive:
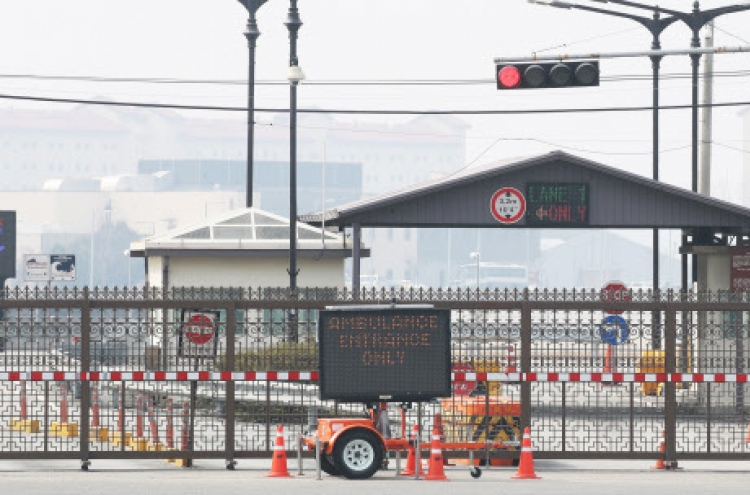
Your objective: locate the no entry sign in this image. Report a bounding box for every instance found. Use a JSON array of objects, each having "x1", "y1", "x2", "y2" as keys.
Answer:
[
  {"x1": 490, "y1": 187, "x2": 526, "y2": 224},
  {"x1": 179, "y1": 309, "x2": 220, "y2": 358},
  {"x1": 185, "y1": 314, "x2": 215, "y2": 344}
]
